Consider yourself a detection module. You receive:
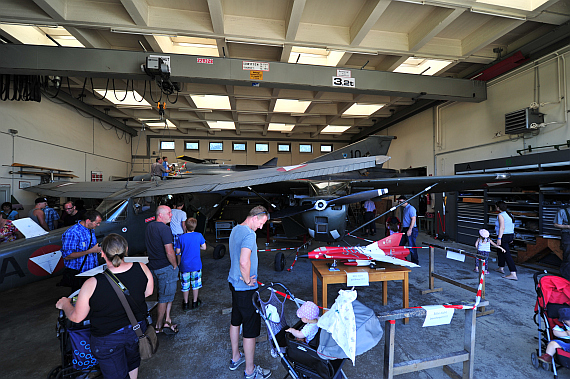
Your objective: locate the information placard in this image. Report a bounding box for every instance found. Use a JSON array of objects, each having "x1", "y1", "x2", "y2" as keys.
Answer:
[
  {"x1": 346, "y1": 271, "x2": 369, "y2": 286},
  {"x1": 422, "y1": 305, "x2": 455, "y2": 327}
]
